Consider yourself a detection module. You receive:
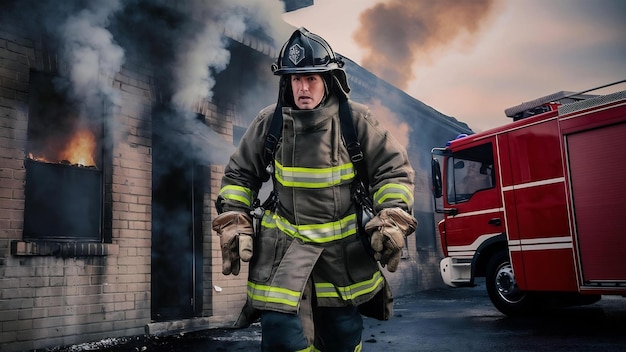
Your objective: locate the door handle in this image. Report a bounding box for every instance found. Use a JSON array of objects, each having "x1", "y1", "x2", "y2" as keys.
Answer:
[{"x1": 488, "y1": 218, "x2": 501, "y2": 226}]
